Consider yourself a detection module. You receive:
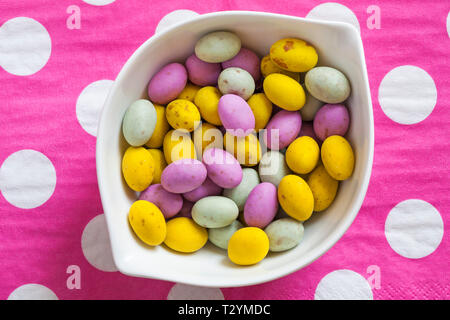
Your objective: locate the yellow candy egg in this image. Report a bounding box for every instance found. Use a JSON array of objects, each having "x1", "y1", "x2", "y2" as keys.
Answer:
[
  {"x1": 307, "y1": 163, "x2": 339, "y2": 212},
  {"x1": 228, "y1": 227, "x2": 269, "y2": 265},
  {"x1": 247, "y1": 93, "x2": 273, "y2": 131},
  {"x1": 263, "y1": 73, "x2": 305, "y2": 111},
  {"x1": 177, "y1": 82, "x2": 201, "y2": 102},
  {"x1": 128, "y1": 200, "x2": 166, "y2": 246},
  {"x1": 145, "y1": 104, "x2": 169, "y2": 148},
  {"x1": 286, "y1": 136, "x2": 320, "y2": 174},
  {"x1": 269, "y1": 38, "x2": 318, "y2": 72},
  {"x1": 321, "y1": 135, "x2": 355, "y2": 180},
  {"x1": 166, "y1": 99, "x2": 201, "y2": 132},
  {"x1": 164, "y1": 217, "x2": 208, "y2": 253},
  {"x1": 193, "y1": 122, "x2": 223, "y2": 156},
  {"x1": 122, "y1": 146, "x2": 154, "y2": 192},
  {"x1": 224, "y1": 132, "x2": 261, "y2": 167},
  {"x1": 260, "y1": 55, "x2": 300, "y2": 81},
  {"x1": 278, "y1": 175, "x2": 314, "y2": 221},
  {"x1": 163, "y1": 129, "x2": 197, "y2": 164},
  {"x1": 194, "y1": 86, "x2": 222, "y2": 126},
  {"x1": 147, "y1": 149, "x2": 167, "y2": 184}
]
